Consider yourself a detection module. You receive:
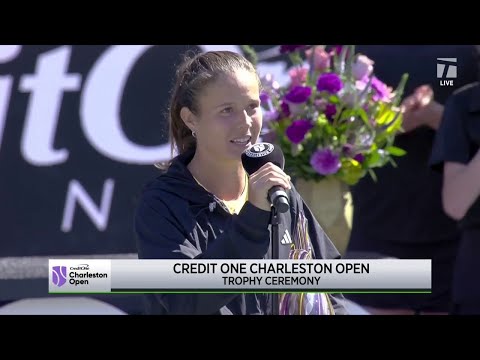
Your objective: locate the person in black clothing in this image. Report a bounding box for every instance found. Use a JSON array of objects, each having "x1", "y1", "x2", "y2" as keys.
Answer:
[
  {"x1": 429, "y1": 81, "x2": 480, "y2": 314},
  {"x1": 134, "y1": 50, "x2": 347, "y2": 315},
  {"x1": 344, "y1": 45, "x2": 479, "y2": 314}
]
